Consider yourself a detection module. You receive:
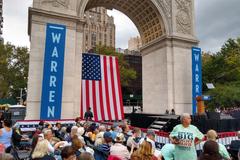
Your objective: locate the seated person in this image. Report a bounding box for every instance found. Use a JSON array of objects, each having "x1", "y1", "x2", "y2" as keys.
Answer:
[{"x1": 229, "y1": 131, "x2": 240, "y2": 159}]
